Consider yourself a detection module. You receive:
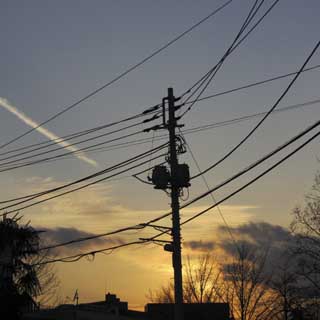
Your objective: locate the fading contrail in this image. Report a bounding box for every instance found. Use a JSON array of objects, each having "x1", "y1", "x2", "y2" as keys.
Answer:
[{"x1": 0, "y1": 97, "x2": 98, "y2": 167}]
